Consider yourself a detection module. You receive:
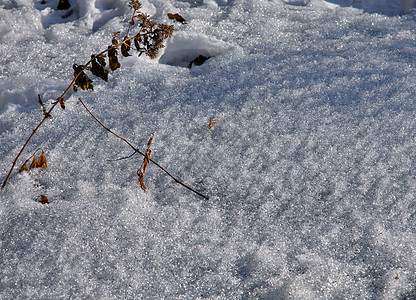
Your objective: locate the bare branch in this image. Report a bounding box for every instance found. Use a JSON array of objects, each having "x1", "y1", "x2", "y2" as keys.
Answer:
[
  {"x1": 78, "y1": 98, "x2": 209, "y2": 200},
  {"x1": 107, "y1": 151, "x2": 137, "y2": 162}
]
